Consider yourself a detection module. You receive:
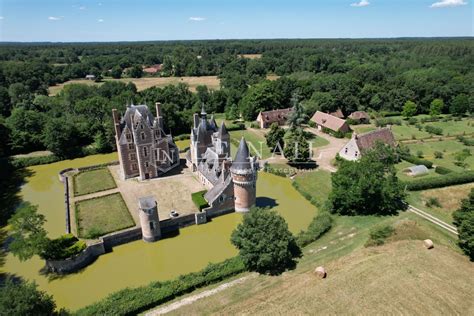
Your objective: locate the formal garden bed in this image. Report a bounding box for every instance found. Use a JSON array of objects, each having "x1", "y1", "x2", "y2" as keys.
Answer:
[
  {"x1": 75, "y1": 193, "x2": 135, "y2": 239},
  {"x1": 73, "y1": 167, "x2": 117, "y2": 196}
]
